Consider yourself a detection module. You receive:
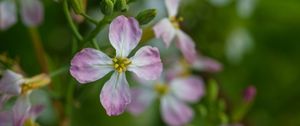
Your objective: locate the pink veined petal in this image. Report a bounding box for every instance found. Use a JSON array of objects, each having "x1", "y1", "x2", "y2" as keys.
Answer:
[
  {"x1": 170, "y1": 76, "x2": 205, "y2": 103},
  {"x1": 70, "y1": 48, "x2": 113, "y2": 84},
  {"x1": 153, "y1": 18, "x2": 176, "y2": 47},
  {"x1": 165, "y1": 0, "x2": 180, "y2": 17},
  {"x1": 12, "y1": 96, "x2": 31, "y2": 126},
  {"x1": 161, "y1": 95, "x2": 194, "y2": 126},
  {"x1": 28, "y1": 104, "x2": 44, "y2": 120},
  {"x1": 127, "y1": 87, "x2": 156, "y2": 115},
  {"x1": 176, "y1": 30, "x2": 198, "y2": 63},
  {"x1": 192, "y1": 56, "x2": 223, "y2": 73},
  {"x1": 100, "y1": 72, "x2": 131, "y2": 116},
  {"x1": 128, "y1": 46, "x2": 163, "y2": 80},
  {"x1": 0, "y1": 70, "x2": 24, "y2": 95},
  {"x1": 0, "y1": 111, "x2": 13, "y2": 126},
  {"x1": 0, "y1": 0, "x2": 17, "y2": 30},
  {"x1": 109, "y1": 15, "x2": 142, "y2": 57},
  {"x1": 20, "y1": 0, "x2": 44, "y2": 27}
]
